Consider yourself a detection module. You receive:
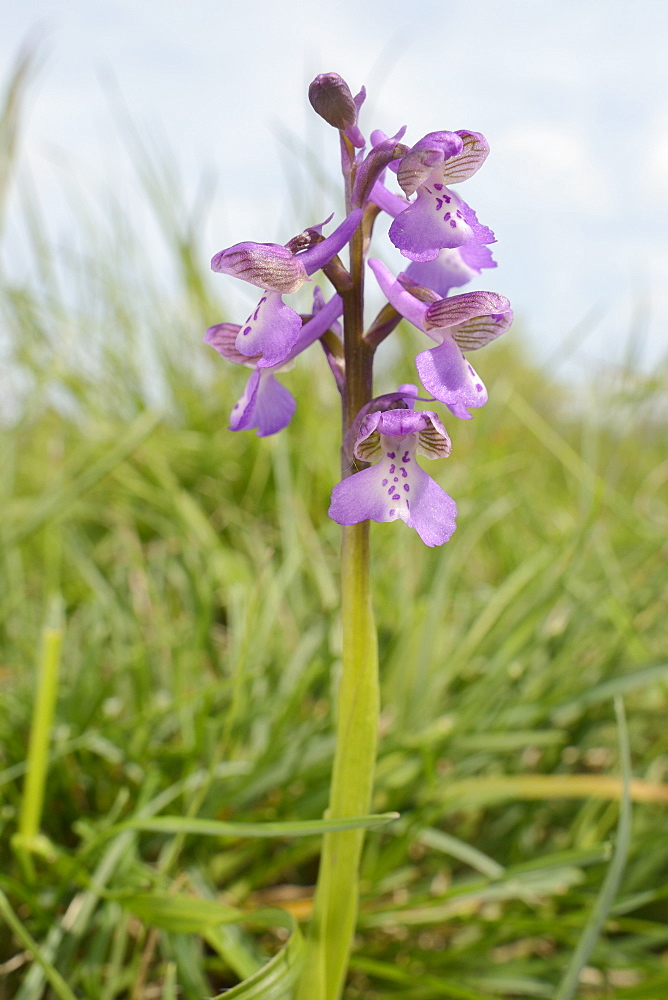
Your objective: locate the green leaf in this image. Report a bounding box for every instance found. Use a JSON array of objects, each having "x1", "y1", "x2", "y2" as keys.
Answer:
[
  {"x1": 119, "y1": 892, "x2": 304, "y2": 1000},
  {"x1": 213, "y1": 921, "x2": 304, "y2": 1000},
  {"x1": 117, "y1": 811, "x2": 398, "y2": 840},
  {"x1": 554, "y1": 697, "x2": 633, "y2": 1000},
  {"x1": 119, "y1": 893, "x2": 244, "y2": 934},
  {"x1": 0, "y1": 891, "x2": 78, "y2": 1000}
]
